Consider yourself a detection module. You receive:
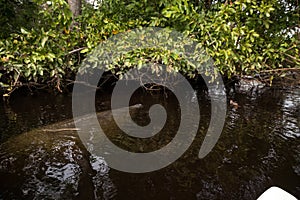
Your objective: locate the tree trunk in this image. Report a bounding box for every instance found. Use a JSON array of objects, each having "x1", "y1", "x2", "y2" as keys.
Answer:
[
  {"x1": 204, "y1": 0, "x2": 212, "y2": 9},
  {"x1": 67, "y1": 0, "x2": 81, "y2": 17}
]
